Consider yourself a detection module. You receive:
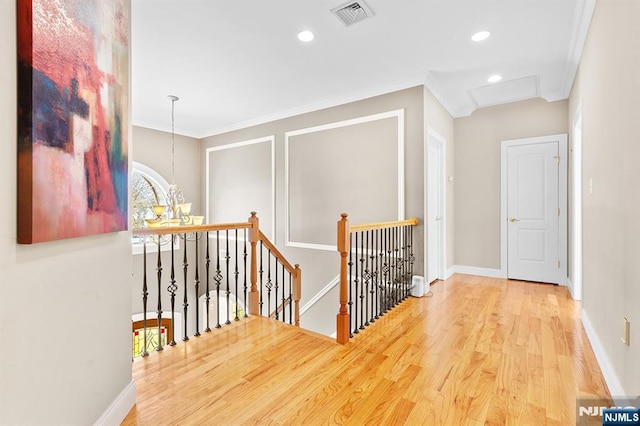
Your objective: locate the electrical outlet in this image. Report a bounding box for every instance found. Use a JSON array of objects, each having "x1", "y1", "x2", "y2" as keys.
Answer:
[{"x1": 622, "y1": 317, "x2": 630, "y2": 345}]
